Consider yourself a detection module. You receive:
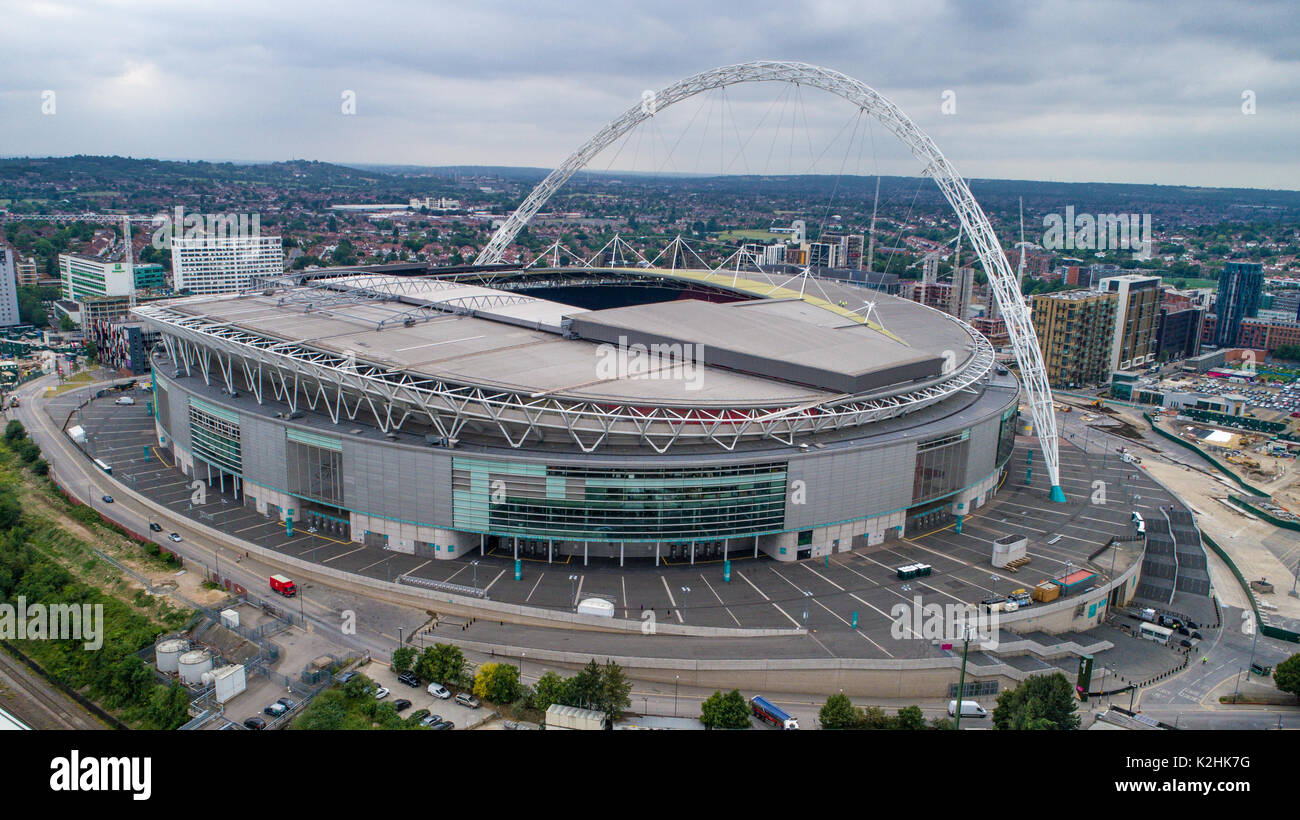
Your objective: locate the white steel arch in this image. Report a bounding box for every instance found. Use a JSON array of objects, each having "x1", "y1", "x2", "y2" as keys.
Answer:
[{"x1": 476, "y1": 60, "x2": 1064, "y2": 500}]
